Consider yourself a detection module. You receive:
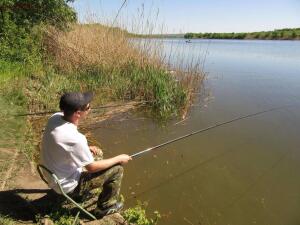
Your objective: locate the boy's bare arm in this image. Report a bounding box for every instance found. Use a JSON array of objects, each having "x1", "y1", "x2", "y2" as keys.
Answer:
[{"x1": 85, "y1": 154, "x2": 132, "y2": 173}]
